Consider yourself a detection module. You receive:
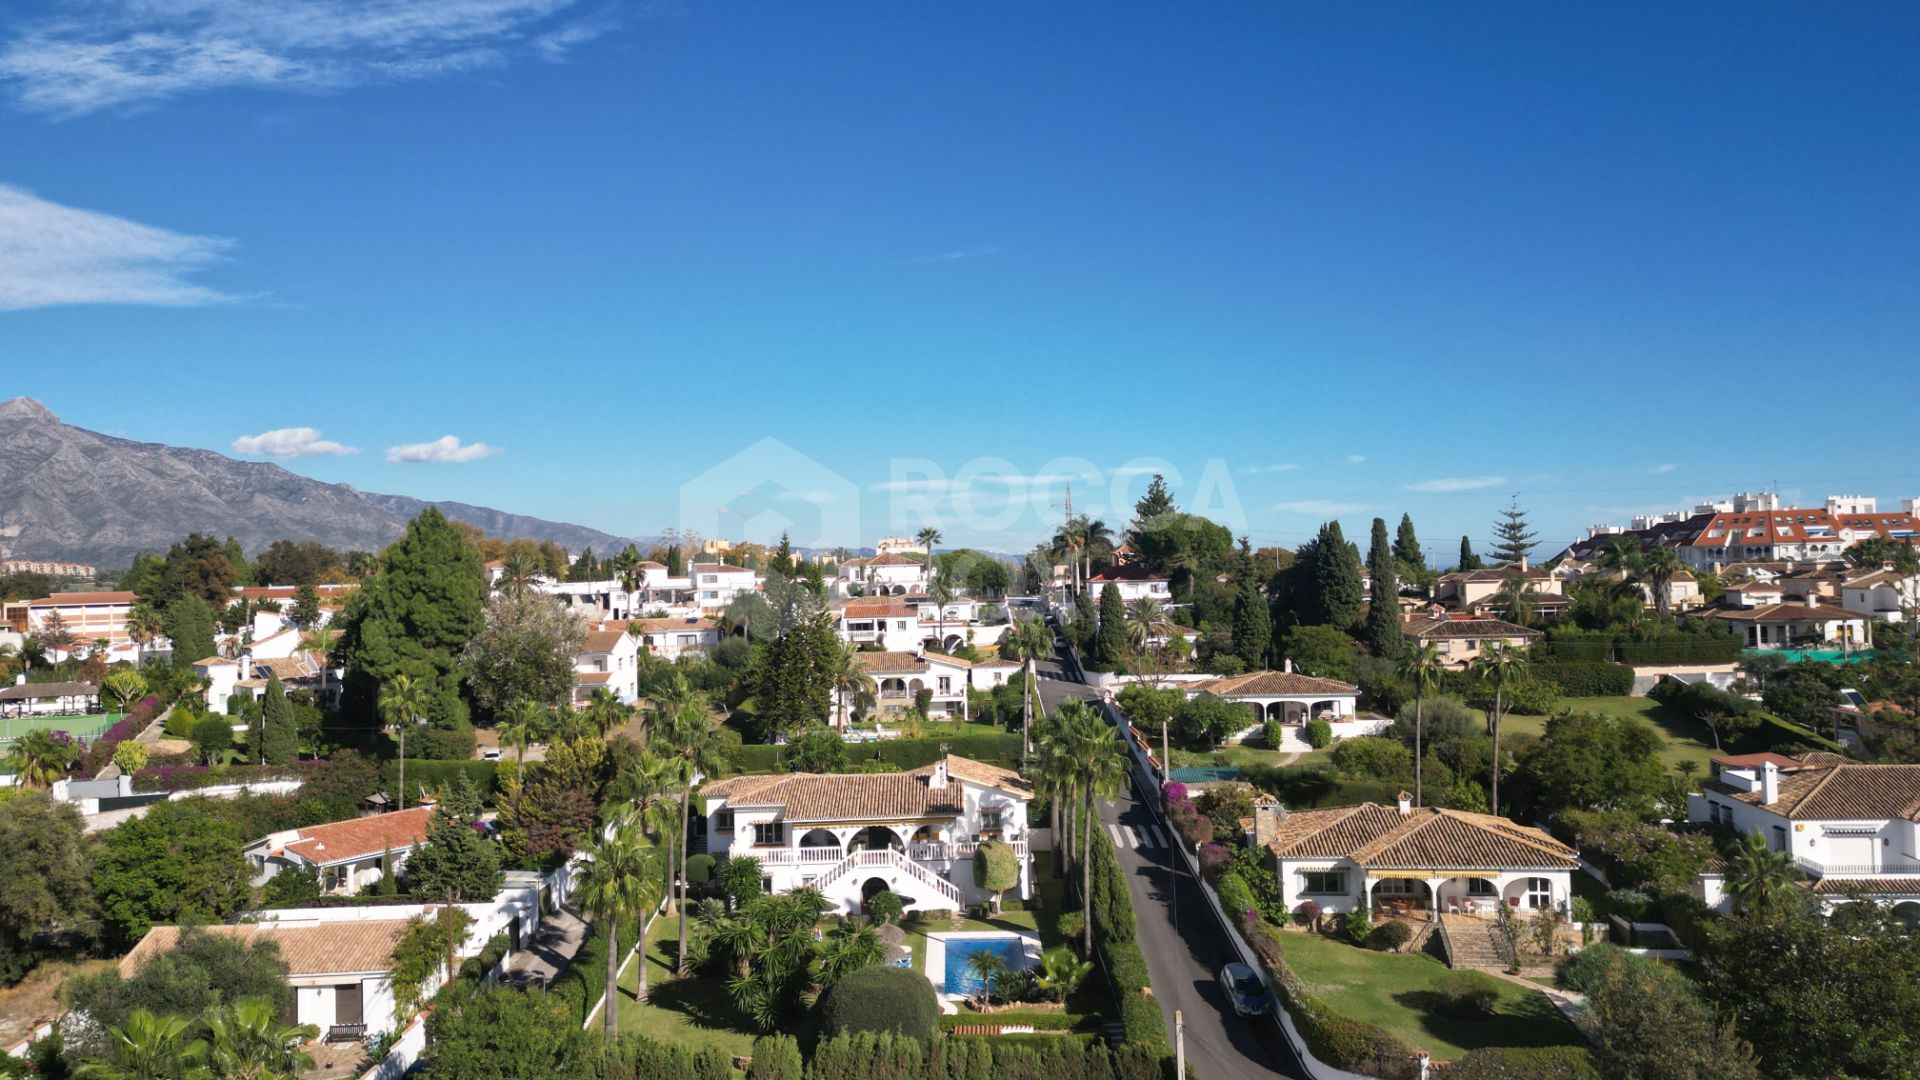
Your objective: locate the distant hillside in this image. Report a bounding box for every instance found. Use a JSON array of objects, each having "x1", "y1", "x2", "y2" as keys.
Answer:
[{"x1": 0, "y1": 397, "x2": 637, "y2": 567}]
